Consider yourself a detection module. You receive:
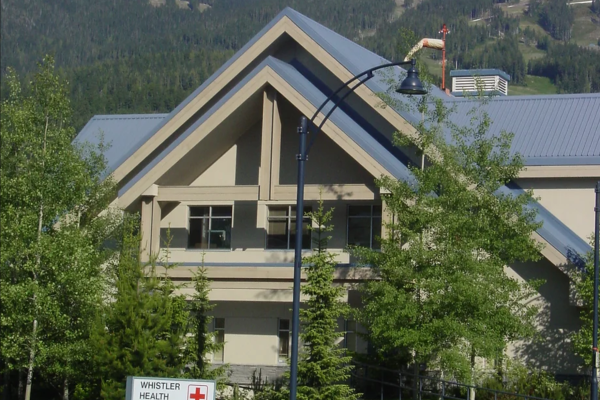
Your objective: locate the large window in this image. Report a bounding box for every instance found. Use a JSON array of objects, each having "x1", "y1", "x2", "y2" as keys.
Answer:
[
  {"x1": 347, "y1": 205, "x2": 382, "y2": 249},
  {"x1": 278, "y1": 319, "x2": 290, "y2": 363},
  {"x1": 344, "y1": 320, "x2": 358, "y2": 353},
  {"x1": 188, "y1": 206, "x2": 232, "y2": 249},
  {"x1": 266, "y1": 206, "x2": 312, "y2": 250},
  {"x1": 213, "y1": 318, "x2": 225, "y2": 363}
]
